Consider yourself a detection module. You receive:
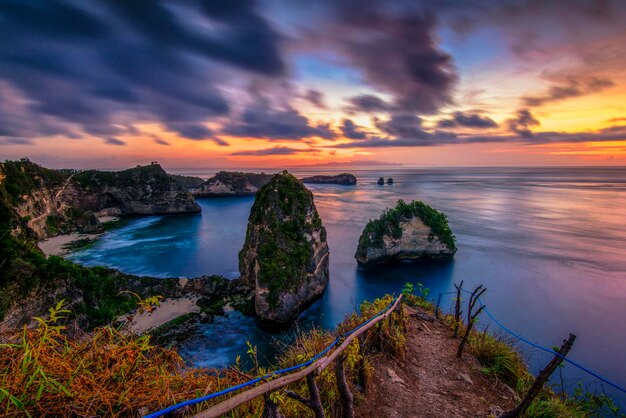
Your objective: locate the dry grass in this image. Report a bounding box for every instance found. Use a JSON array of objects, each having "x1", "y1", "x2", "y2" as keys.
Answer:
[{"x1": 0, "y1": 296, "x2": 406, "y2": 417}]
